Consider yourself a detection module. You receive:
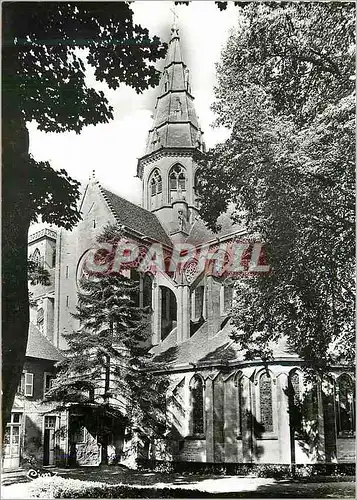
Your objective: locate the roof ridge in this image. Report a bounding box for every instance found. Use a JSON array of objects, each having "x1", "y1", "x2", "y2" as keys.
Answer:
[
  {"x1": 27, "y1": 322, "x2": 63, "y2": 361},
  {"x1": 98, "y1": 186, "x2": 172, "y2": 247},
  {"x1": 100, "y1": 186, "x2": 143, "y2": 213}
]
